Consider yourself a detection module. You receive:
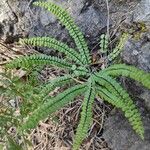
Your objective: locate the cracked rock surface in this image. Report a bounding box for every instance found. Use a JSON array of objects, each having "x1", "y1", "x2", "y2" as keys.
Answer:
[{"x1": 103, "y1": 108, "x2": 150, "y2": 150}]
